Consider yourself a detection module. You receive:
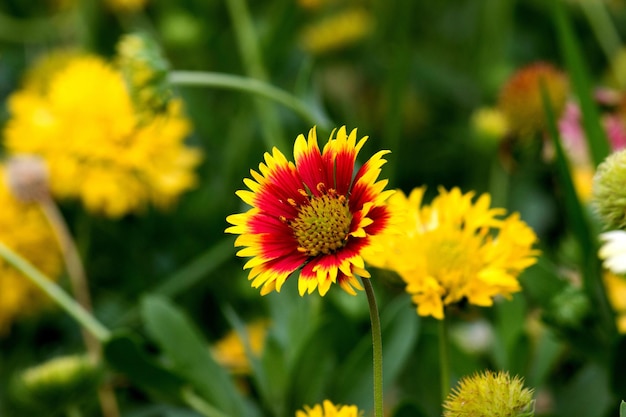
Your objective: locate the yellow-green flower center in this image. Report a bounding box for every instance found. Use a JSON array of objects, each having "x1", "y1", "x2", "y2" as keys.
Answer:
[{"x1": 292, "y1": 194, "x2": 352, "y2": 257}]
